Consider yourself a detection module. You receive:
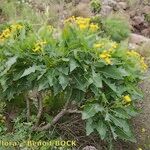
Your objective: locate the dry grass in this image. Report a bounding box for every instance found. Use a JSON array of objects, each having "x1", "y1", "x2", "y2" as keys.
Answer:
[{"x1": 56, "y1": 114, "x2": 107, "y2": 150}]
